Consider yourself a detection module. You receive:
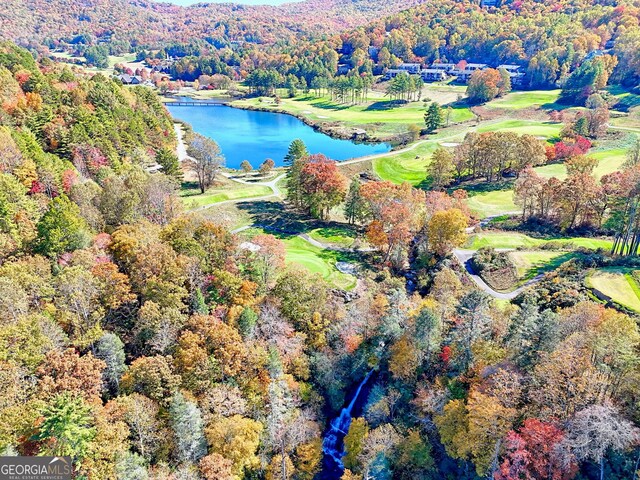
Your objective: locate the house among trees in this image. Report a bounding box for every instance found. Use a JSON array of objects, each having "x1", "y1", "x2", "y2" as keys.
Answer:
[
  {"x1": 452, "y1": 63, "x2": 488, "y2": 82},
  {"x1": 429, "y1": 63, "x2": 457, "y2": 72},
  {"x1": 117, "y1": 74, "x2": 143, "y2": 85},
  {"x1": 384, "y1": 63, "x2": 423, "y2": 80},
  {"x1": 337, "y1": 64, "x2": 350, "y2": 75},
  {"x1": 398, "y1": 62, "x2": 422, "y2": 74},
  {"x1": 497, "y1": 64, "x2": 526, "y2": 86},
  {"x1": 384, "y1": 68, "x2": 406, "y2": 79},
  {"x1": 421, "y1": 68, "x2": 448, "y2": 82}
]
